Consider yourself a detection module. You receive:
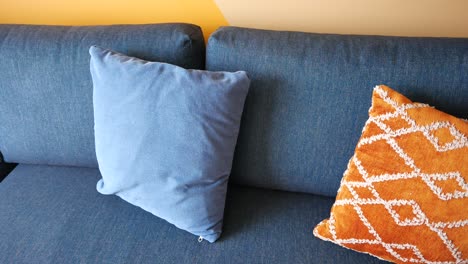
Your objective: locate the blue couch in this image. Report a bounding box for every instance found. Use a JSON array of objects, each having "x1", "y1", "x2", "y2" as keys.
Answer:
[{"x1": 0, "y1": 23, "x2": 466, "y2": 263}]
